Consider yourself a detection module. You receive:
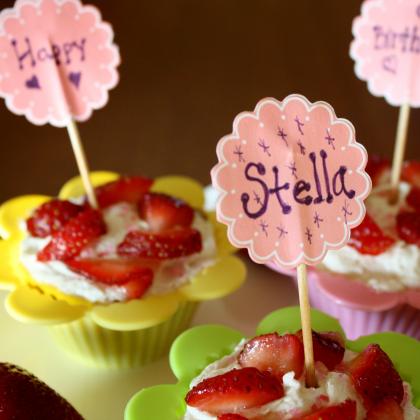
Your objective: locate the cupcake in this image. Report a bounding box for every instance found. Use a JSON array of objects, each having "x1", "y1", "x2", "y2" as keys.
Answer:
[
  {"x1": 309, "y1": 157, "x2": 420, "y2": 340},
  {"x1": 125, "y1": 306, "x2": 420, "y2": 419},
  {"x1": 267, "y1": 157, "x2": 420, "y2": 340},
  {"x1": 0, "y1": 172, "x2": 245, "y2": 368}
]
